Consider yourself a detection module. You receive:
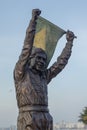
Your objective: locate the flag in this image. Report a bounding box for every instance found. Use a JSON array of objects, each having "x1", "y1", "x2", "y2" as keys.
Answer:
[{"x1": 33, "y1": 16, "x2": 66, "y2": 66}]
